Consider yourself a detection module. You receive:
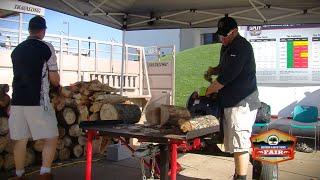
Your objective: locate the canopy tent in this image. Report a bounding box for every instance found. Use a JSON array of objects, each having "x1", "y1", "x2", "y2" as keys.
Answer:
[
  {"x1": 20, "y1": 0, "x2": 320, "y2": 95},
  {"x1": 21, "y1": 0, "x2": 320, "y2": 30}
]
